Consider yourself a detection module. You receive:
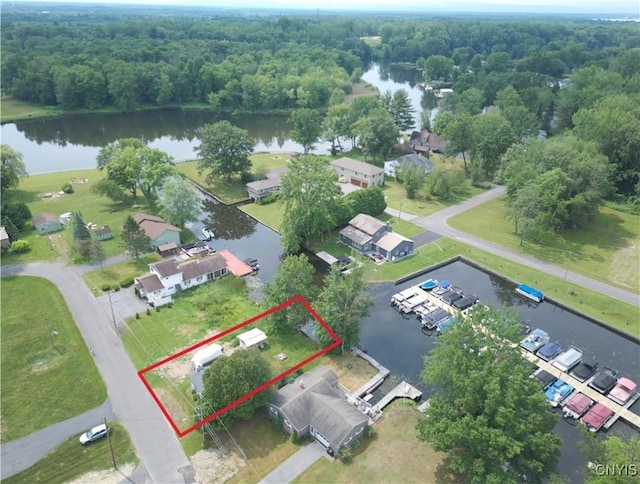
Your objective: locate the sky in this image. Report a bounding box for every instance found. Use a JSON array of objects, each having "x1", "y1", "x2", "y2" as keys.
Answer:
[{"x1": 10, "y1": 0, "x2": 640, "y2": 14}]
